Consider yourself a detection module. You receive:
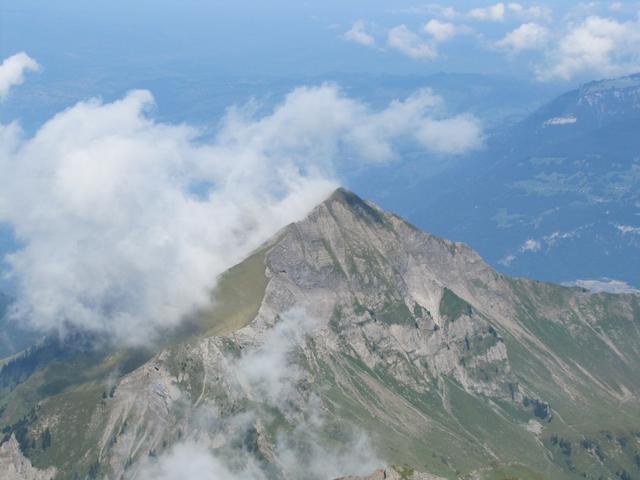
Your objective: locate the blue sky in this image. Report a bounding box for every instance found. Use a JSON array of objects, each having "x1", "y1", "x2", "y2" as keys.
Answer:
[
  {"x1": 3, "y1": 0, "x2": 640, "y2": 134},
  {"x1": 3, "y1": 1, "x2": 639, "y2": 80},
  {"x1": 1, "y1": 1, "x2": 640, "y2": 334}
]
